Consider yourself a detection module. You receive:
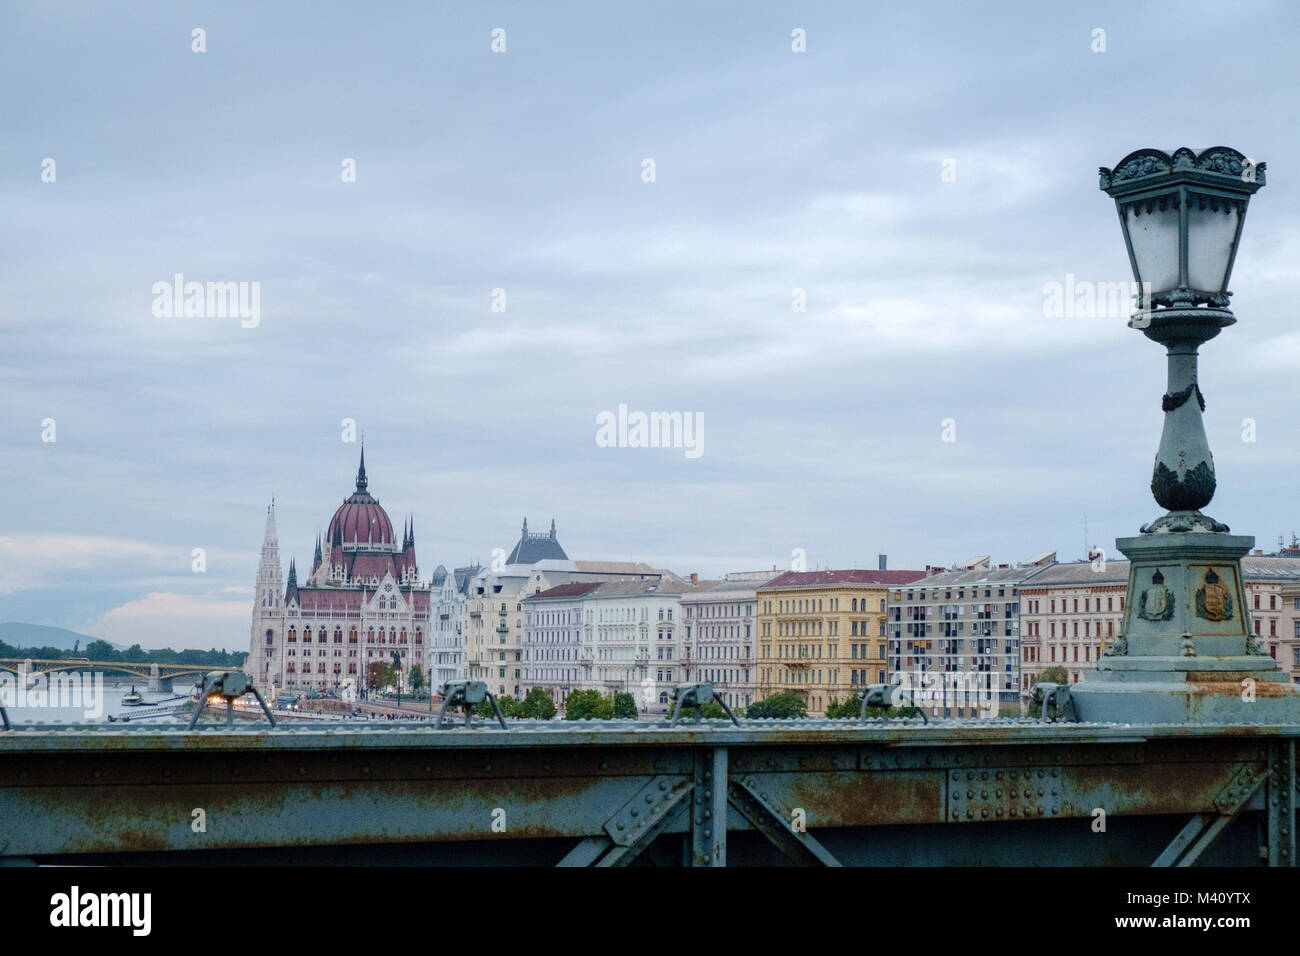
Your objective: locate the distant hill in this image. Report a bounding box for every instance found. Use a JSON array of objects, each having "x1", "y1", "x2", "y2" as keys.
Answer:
[{"x1": 0, "y1": 622, "x2": 126, "y2": 653}]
